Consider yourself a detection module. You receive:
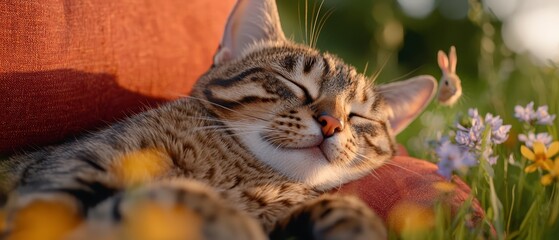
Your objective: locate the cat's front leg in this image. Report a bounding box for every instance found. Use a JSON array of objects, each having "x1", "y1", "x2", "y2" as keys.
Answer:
[
  {"x1": 270, "y1": 194, "x2": 386, "y2": 240},
  {"x1": 74, "y1": 179, "x2": 267, "y2": 240},
  {"x1": 0, "y1": 169, "x2": 118, "y2": 239}
]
